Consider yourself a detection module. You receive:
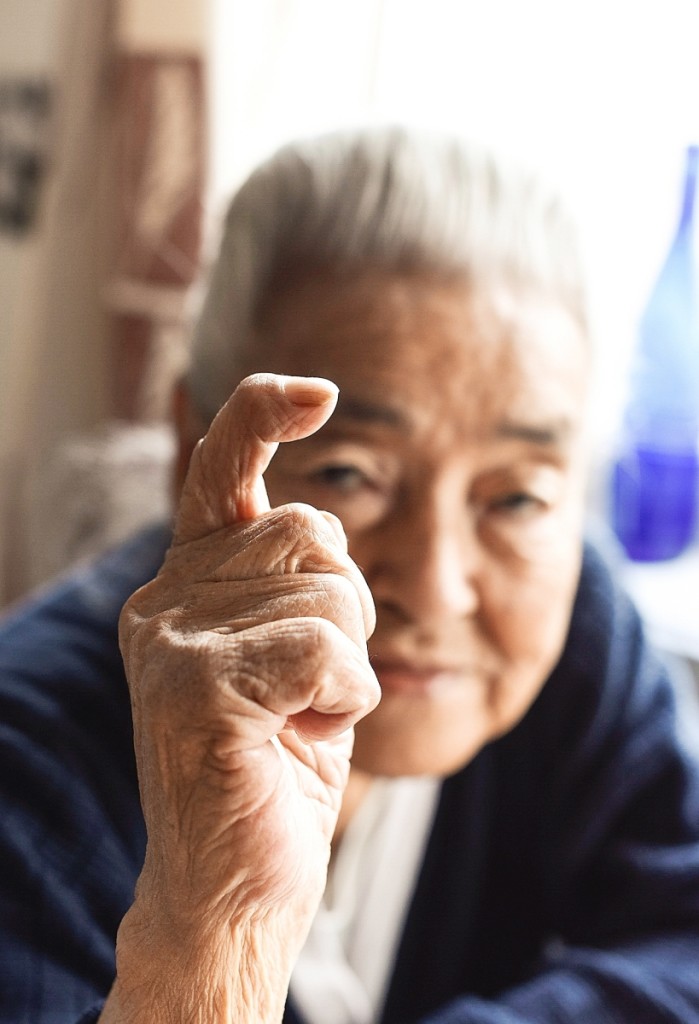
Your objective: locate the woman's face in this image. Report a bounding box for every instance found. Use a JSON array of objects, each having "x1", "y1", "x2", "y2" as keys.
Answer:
[{"x1": 251, "y1": 269, "x2": 591, "y2": 777}]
